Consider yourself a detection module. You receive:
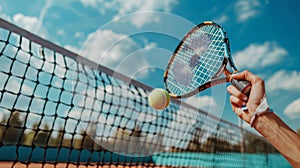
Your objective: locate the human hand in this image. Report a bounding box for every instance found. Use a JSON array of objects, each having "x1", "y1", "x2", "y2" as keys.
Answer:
[
  {"x1": 227, "y1": 70, "x2": 266, "y2": 124},
  {"x1": 228, "y1": 71, "x2": 300, "y2": 167}
]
